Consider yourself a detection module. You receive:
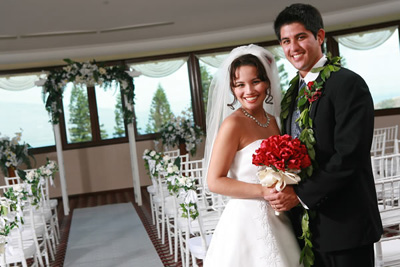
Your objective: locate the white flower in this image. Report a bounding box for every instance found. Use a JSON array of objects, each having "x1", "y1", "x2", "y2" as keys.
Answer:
[
  {"x1": 99, "y1": 67, "x2": 107, "y2": 75},
  {"x1": 150, "y1": 150, "x2": 156, "y2": 157}
]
